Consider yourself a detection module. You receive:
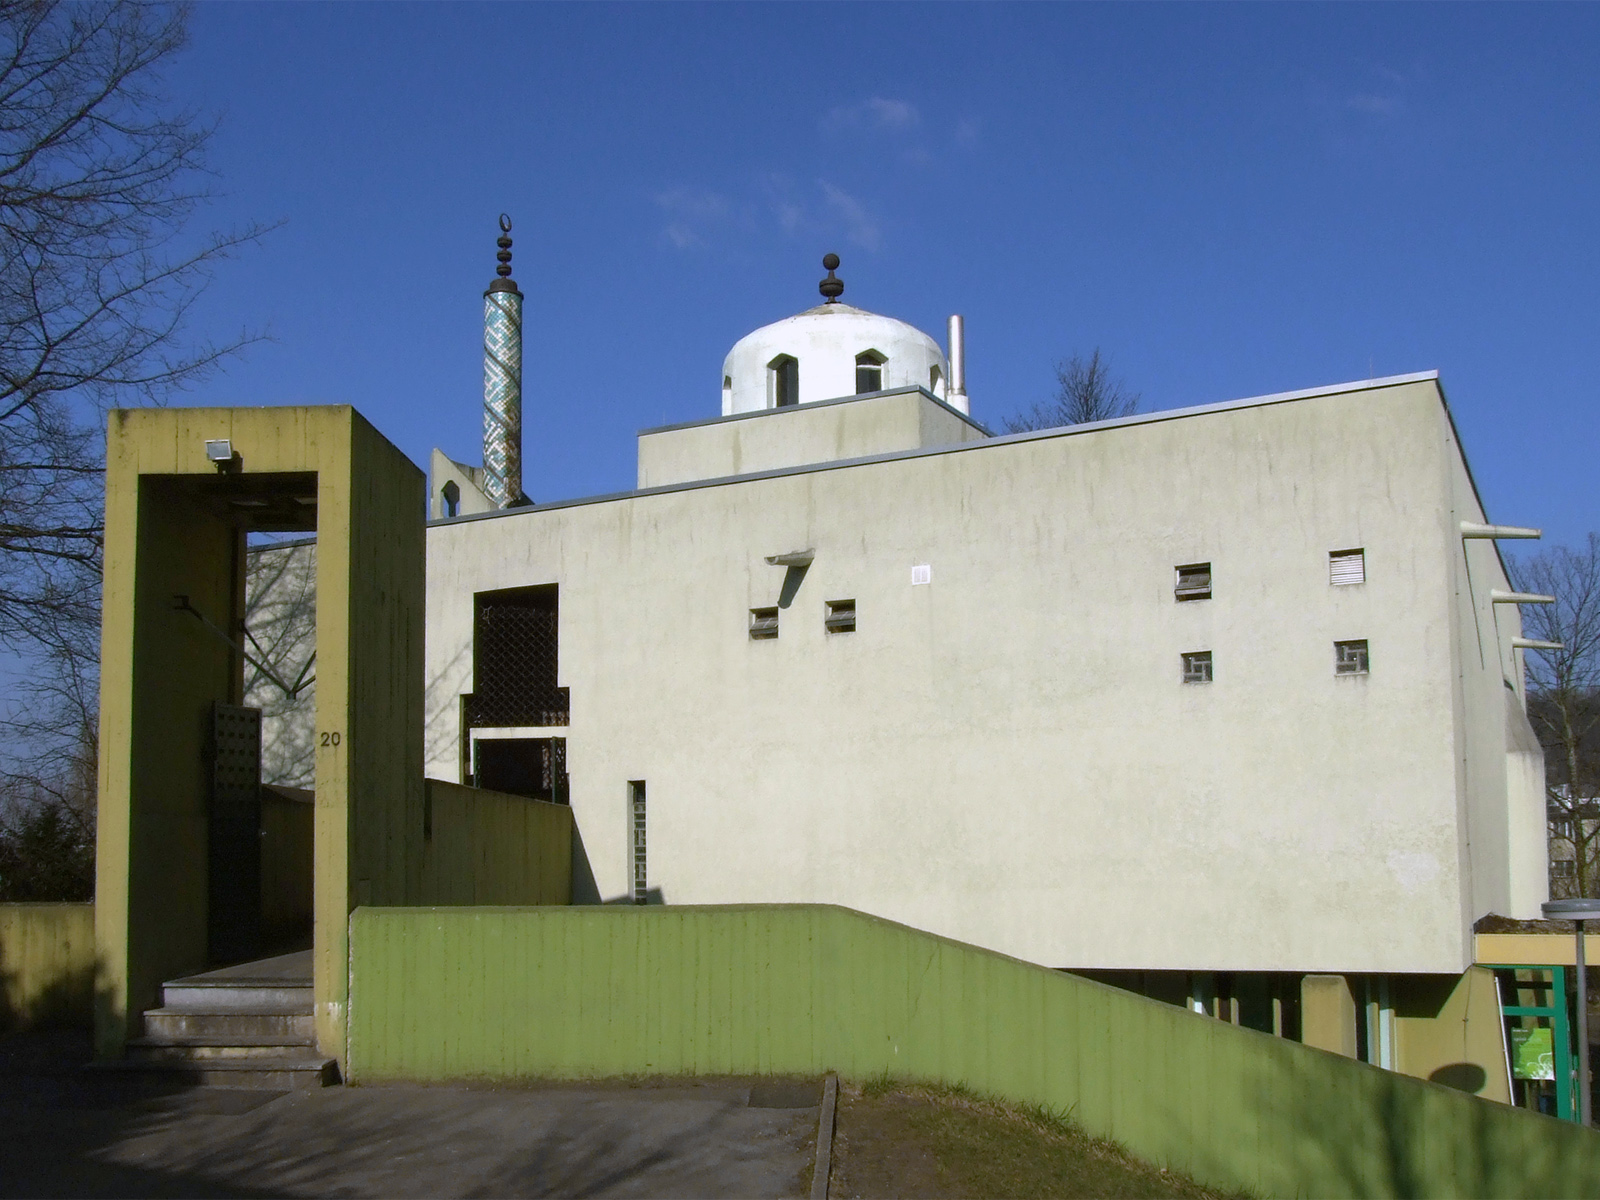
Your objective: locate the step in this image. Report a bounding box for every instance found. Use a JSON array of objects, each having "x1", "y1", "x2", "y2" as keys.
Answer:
[
  {"x1": 161, "y1": 982, "x2": 313, "y2": 1013},
  {"x1": 143, "y1": 1008, "x2": 315, "y2": 1041},
  {"x1": 91, "y1": 1055, "x2": 338, "y2": 1090},
  {"x1": 126, "y1": 1035, "x2": 317, "y2": 1063}
]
